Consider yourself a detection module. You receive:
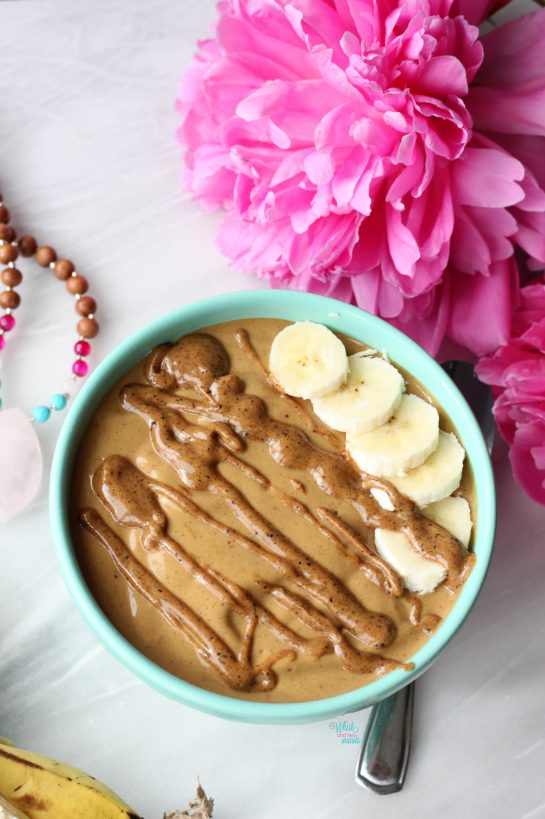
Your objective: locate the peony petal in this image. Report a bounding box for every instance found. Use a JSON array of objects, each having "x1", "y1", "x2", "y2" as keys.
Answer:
[
  {"x1": 217, "y1": 4, "x2": 317, "y2": 78},
  {"x1": 351, "y1": 117, "x2": 399, "y2": 154},
  {"x1": 477, "y1": 8, "x2": 545, "y2": 91},
  {"x1": 406, "y1": 167, "x2": 454, "y2": 255},
  {"x1": 450, "y1": 206, "x2": 491, "y2": 275},
  {"x1": 386, "y1": 207, "x2": 420, "y2": 278},
  {"x1": 516, "y1": 223, "x2": 545, "y2": 266},
  {"x1": 476, "y1": 344, "x2": 536, "y2": 389},
  {"x1": 351, "y1": 267, "x2": 380, "y2": 313},
  {"x1": 469, "y1": 86, "x2": 545, "y2": 138},
  {"x1": 510, "y1": 421, "x2": 545, "y2": 506},
  {"x1": 377, "y1": 276, "x2": 406, "y2": 318},
  {"x1": 513, "y1": 283, "x2": 545, "y2": 336},
  {"x1": 492, "y1": 391, "x2": 518, "y2": 445},
  {"x1": 386, "y1": 150, "x2": 425, "y2": 204},
  {"x1": 303, "y1": 150, "x2": 335, "y2": 185},
  {"x1": 520, "y1": 318, "x2": 545, "y2": 357},
  {"x1": 349, "y1": 166, "x2": 374, "y2": 215},
  {"x1": 346, "y1": 204, "x2": 385, "y2": 272},
  {"x1": 397, "y1": 132, "x2": 417, "y2": 165},
  {"x1": 451, "y1": 147, "x2": 525, "y2": 208},
  {"x1": 490, "y1": 134, "x2": 545, "y2": 192},
  {"x1": 448, "y1": 259, "x2": 518, "y2": 356},
  {"x1": 515, "y1": 170, "x2": 545, "y2": 213},
  {"x1": 451, "y1": 204, "x2": 517, "y2": 271},
  {"x1": 416, "y1": 55, "x2": 468, "y2": 96},
  {"x1": 270, "y1": 148, "x2": 312, "y2": 186},
  {"x1": 331, "y1": 146, "x2": 369, "y2": 206},
  {"x1": 391, "y1": 277, "x2": 451, "y2": 357}
]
